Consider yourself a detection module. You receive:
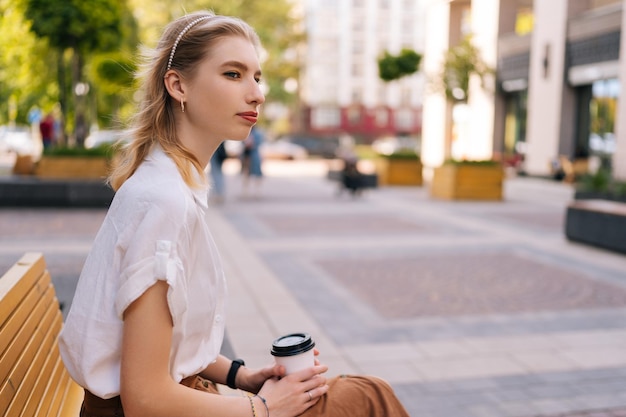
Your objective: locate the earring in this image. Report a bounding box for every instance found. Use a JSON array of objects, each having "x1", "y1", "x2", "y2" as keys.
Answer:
[{"x1": 181, "y1": 99, "x2": 185, "y2": 113}]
